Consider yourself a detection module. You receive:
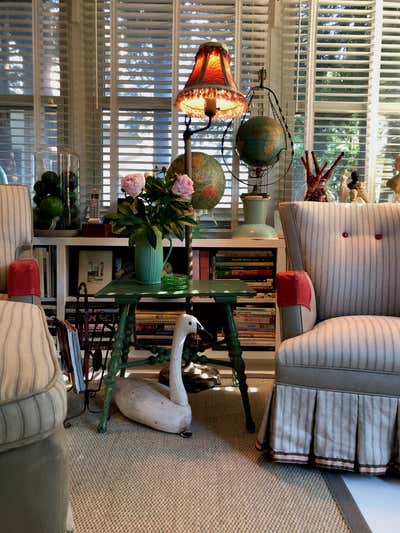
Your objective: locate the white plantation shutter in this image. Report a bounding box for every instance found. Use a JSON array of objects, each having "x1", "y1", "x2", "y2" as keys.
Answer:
[
  {"x1": 376, "y1": 1, "x2": 400, "y2": 202},
  {"x1": 281, "y1": 0, "x2": 400, "y2": 203},
  {"x1": 87, "y1": 0, "x2": 270, "y2": 220},
  {"x1": 0, "y1": 1, "x2": 71, "y2": 190},
  {"x1": 91, "y1": 0, "x2": 174, "y2": 209}
]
